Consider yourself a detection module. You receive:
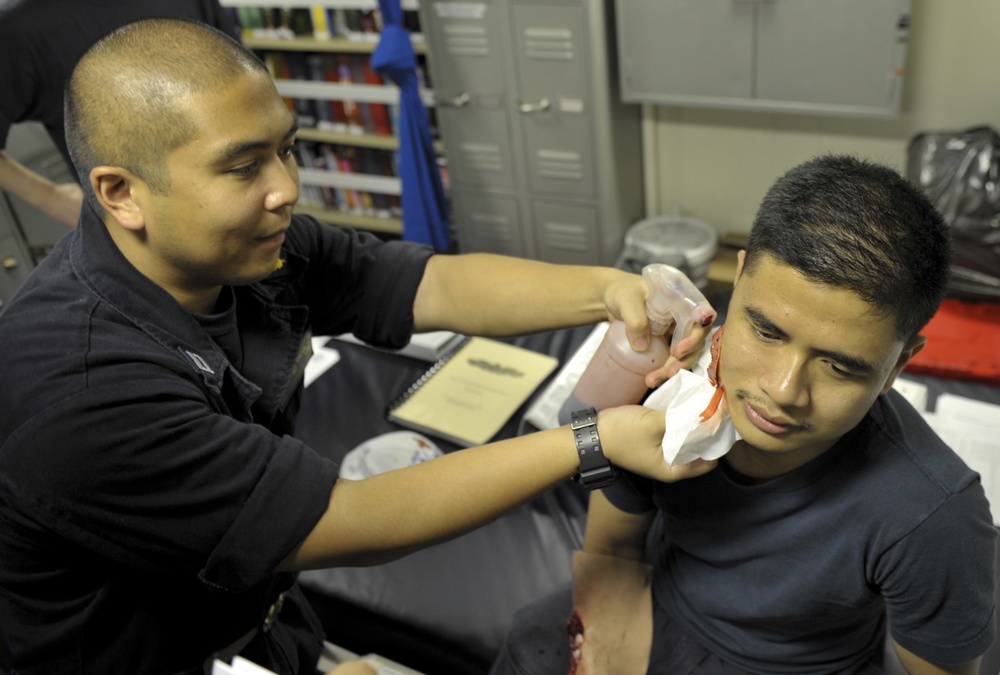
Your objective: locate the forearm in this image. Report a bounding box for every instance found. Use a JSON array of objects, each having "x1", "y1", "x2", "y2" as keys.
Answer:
[
  {"x1": 0, "y1": 150, "x2": 82, "y2": 226},
  {"x1": 892, "y1": 641, "x2": 981, "y2": 675},
  {"x1": 583, "y1": 489, "x2": 654, "y2": 562},
  {"x1": 280, "y1": 405, "x2": 713, "y2": 571},
  {"x1": 280, "y1": 425, "x2": 580, "y2": 569},
  {"x1": 412, "y1": 253, "x2": 630, "y2": 335}
]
